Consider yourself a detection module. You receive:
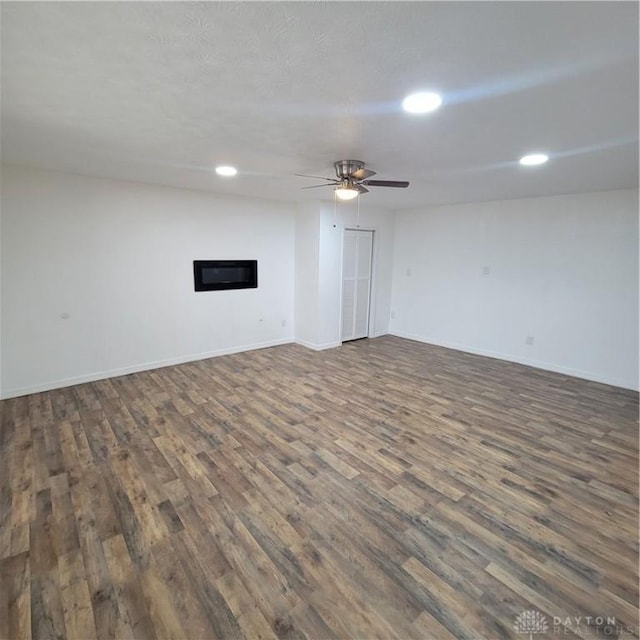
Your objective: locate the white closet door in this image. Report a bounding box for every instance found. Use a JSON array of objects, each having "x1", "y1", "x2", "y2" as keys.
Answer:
[{"x1": 341, "y1": 229, "x2": 373, "y2": 342}]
